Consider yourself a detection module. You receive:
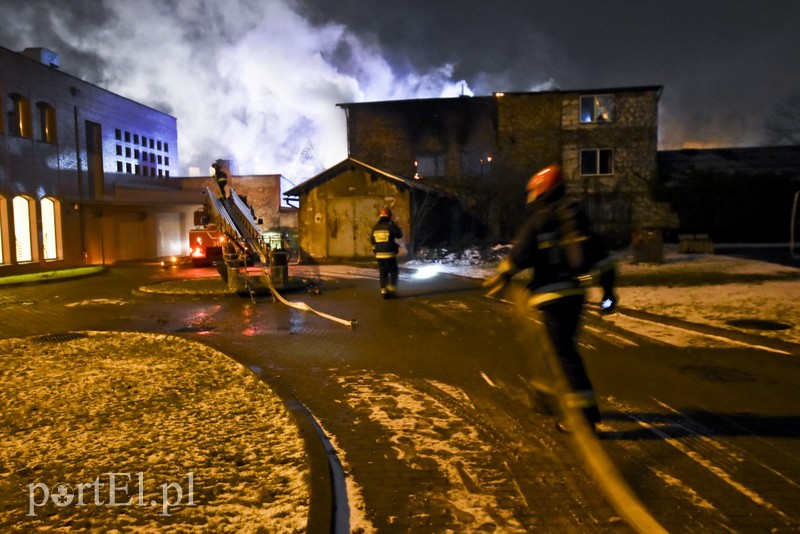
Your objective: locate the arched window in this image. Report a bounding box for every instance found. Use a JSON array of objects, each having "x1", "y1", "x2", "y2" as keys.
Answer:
[
  {"x1": 36, "y1": 101, "x2": 57, "y2": 143},
  {"x1": 41, "y1": 197, "x2": 62, "y2": 261},
  {"x1": 0, "y1": 196, "x2": 7, "y2": 264},
  {"x1": 7, "y1": 93, "x2": 32, "y2": 138},
  {"x1": 13, "y1": 196, "x2": 36, "y2": 262}
]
